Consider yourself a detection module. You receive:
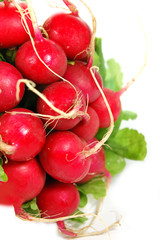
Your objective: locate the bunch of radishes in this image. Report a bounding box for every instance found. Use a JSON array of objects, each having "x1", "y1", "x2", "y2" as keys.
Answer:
[{"x1": 0, "y1": 0, "x2": 147, "y2": 238}]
